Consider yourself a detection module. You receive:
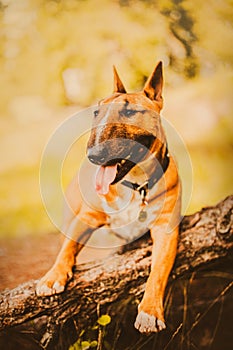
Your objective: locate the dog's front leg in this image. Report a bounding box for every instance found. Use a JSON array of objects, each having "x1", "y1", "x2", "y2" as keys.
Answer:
[
  {"x1": 36, "y1": 214, "x2": 102, "y2": 296},
  {"x1": 135, "y1": 226, "x2": 178, "y2": 333}
]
